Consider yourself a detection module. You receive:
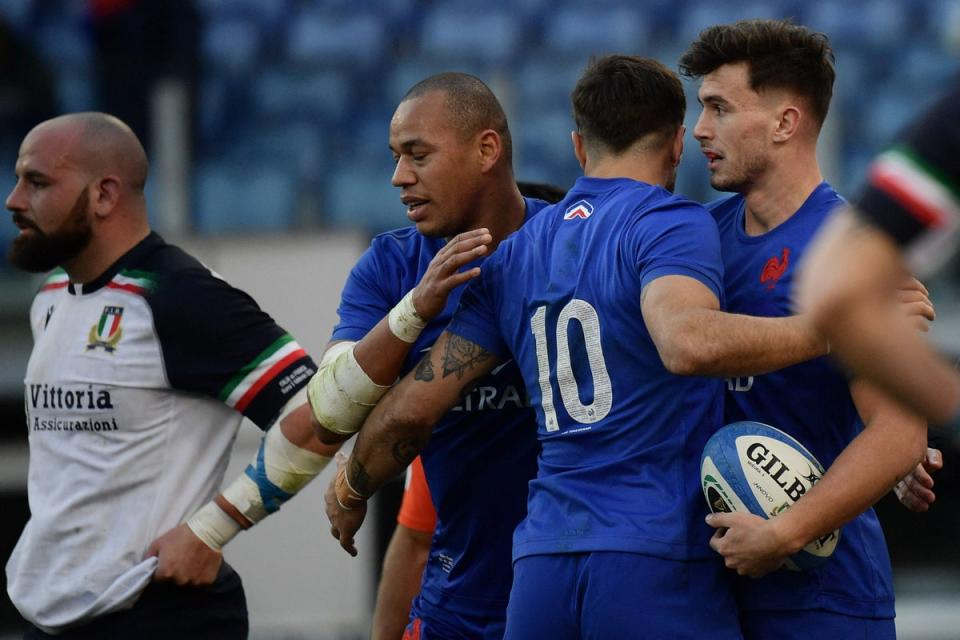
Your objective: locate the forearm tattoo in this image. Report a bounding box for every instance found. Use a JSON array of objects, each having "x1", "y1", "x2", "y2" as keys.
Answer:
[
  {"x1": 413, "y1": 353, "x2": 435, "y2": 381},
  {"x1": 392, "y1": 437, "x2": 422, "y2": 466},
  {"x1": 349, "y1": 456, "x2": 372, "y2": 495},
  {"x1": 441, "y1": 334, "x2": 494, "y2": 380}
]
